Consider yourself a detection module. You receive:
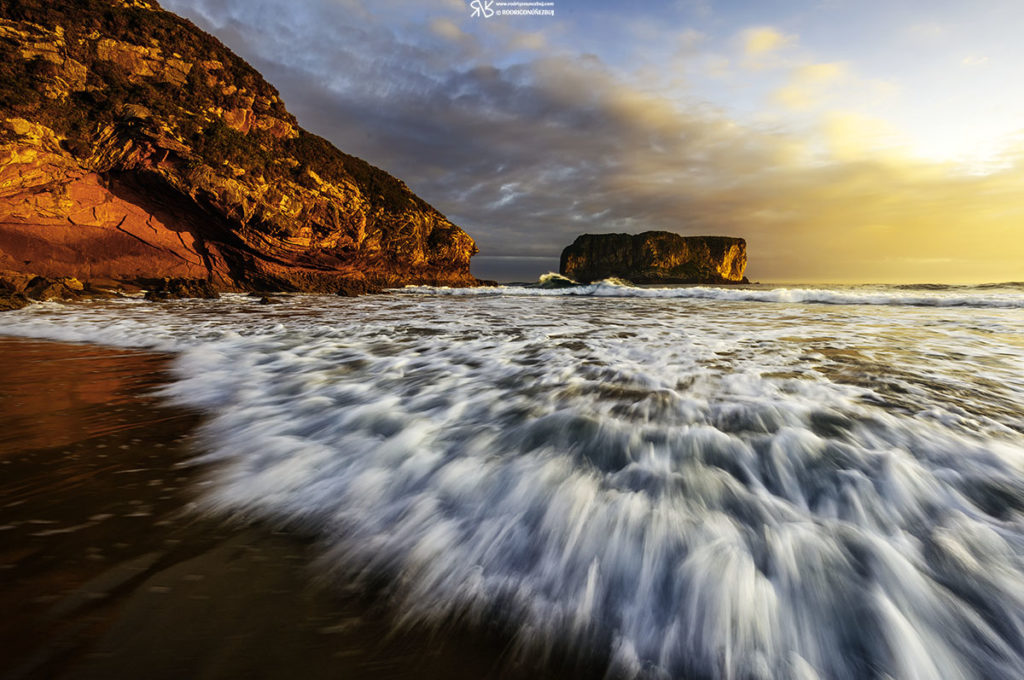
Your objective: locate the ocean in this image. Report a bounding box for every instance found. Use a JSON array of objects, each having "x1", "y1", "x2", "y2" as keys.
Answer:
[{"x1": 3, "y1": 279, "x2": 1024, "y2": 679}]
